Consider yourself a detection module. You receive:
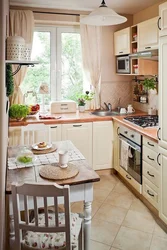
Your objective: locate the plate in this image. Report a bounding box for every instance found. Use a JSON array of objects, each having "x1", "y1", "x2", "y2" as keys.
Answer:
[{"x1": 32, "y1": 143, "x2": 52, "y2": 151}]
